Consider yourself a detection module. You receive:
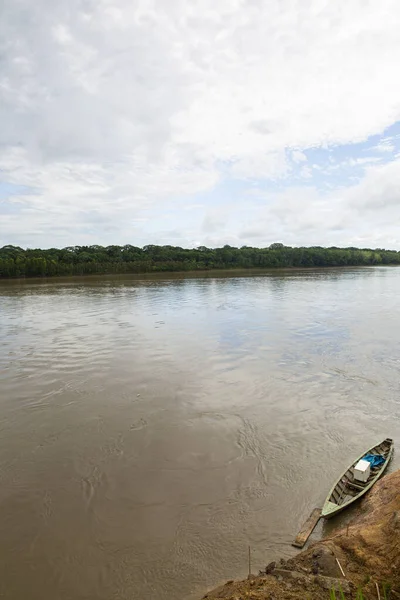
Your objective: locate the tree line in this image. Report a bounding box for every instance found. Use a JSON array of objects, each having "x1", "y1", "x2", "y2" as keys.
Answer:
[{"x1": 0, "y1": 243, "x2": 399, "y2": 279}]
